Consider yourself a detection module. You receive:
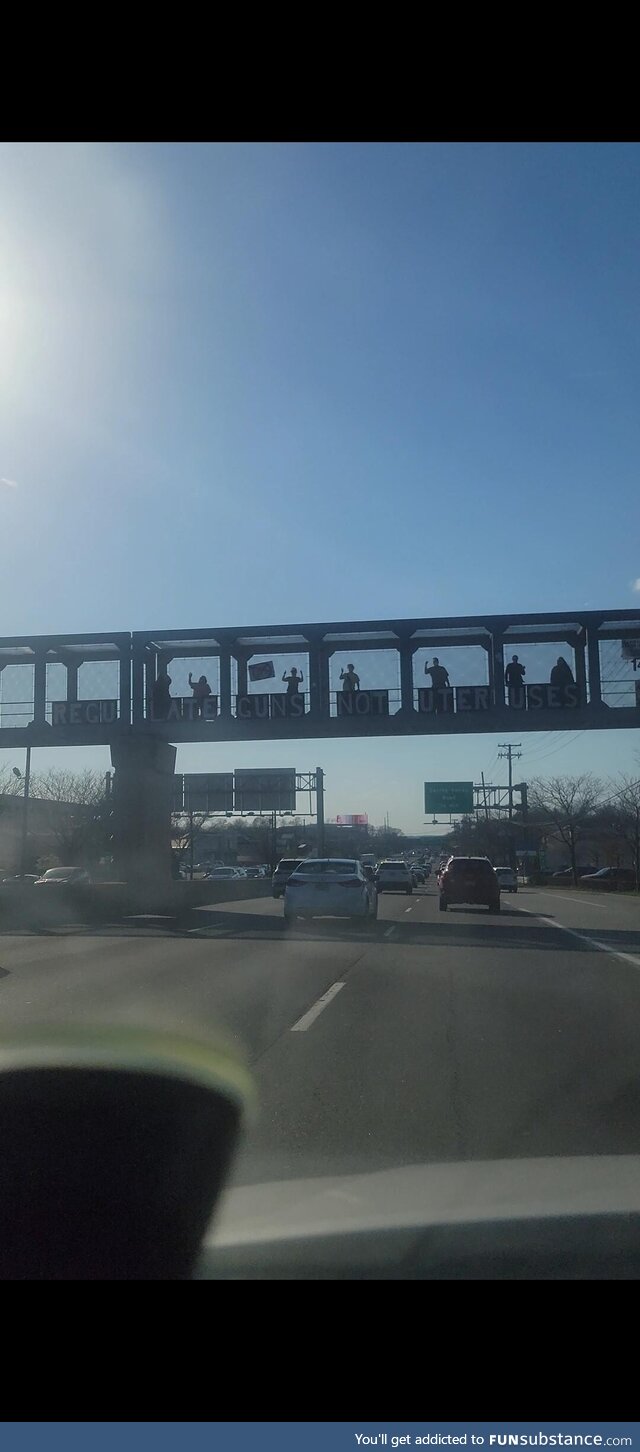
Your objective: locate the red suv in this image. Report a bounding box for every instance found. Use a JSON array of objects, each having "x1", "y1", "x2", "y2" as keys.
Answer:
[{"x1": 439, "y1": 856, "x2": 500, "y2": 913}]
